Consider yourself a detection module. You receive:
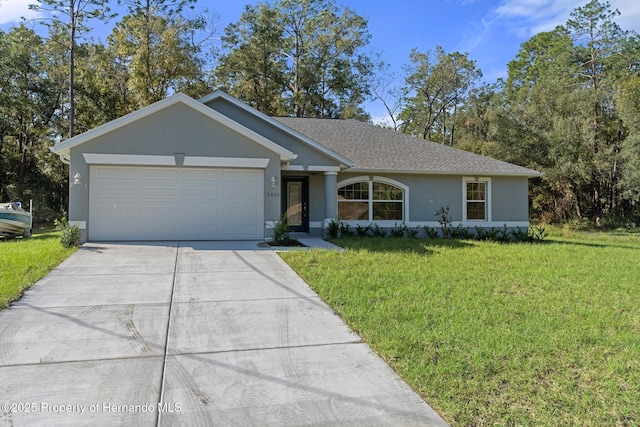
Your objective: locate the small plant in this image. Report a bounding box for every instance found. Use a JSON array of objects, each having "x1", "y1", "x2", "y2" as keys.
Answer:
[
  {"x1": 510, "y1": 226, "x2": 532, "y2": 242},
  {"x1": 402, "y1": 222, "x2": 420, "y2": 238},
  {"x1": 435, "y1": 205, "x2": 452, "y2": 239},
  {"x1": 356, "y1": 224, "x2": 373, "y2": 237},
  {"x1": 497, "y1": 224, "x2": 510, "y2": 242},
  {"x1": 531, "y1": 226, "x2": 548, "y2": 241},
  {"x1": 55, "y1": 217, "x2": 80, "y2": 248},
  {"x1": 273, "y1": 214, "x2": 294, "y2": 245},
  {"x1": 371, "y1": 223, "x2": 387, "y2": 237},
  {"x1": 475, "y1": 226, "x2": 500, "y2": 241},
  {"x1": 327, "y1": 218, "x2": 341, "y2": 239},
  {"x1": 450, "y1": 224, "x2": 472, "y2": 240},
  {"x1": 424, "y1": 226, "x2": 439, "y2": 239},
  {"x1": 390, "y1": 223, "x2": 405, "y2": 237},
  {"x1": 339, "y1": 221, "x2": 354, "y2": 236}
]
